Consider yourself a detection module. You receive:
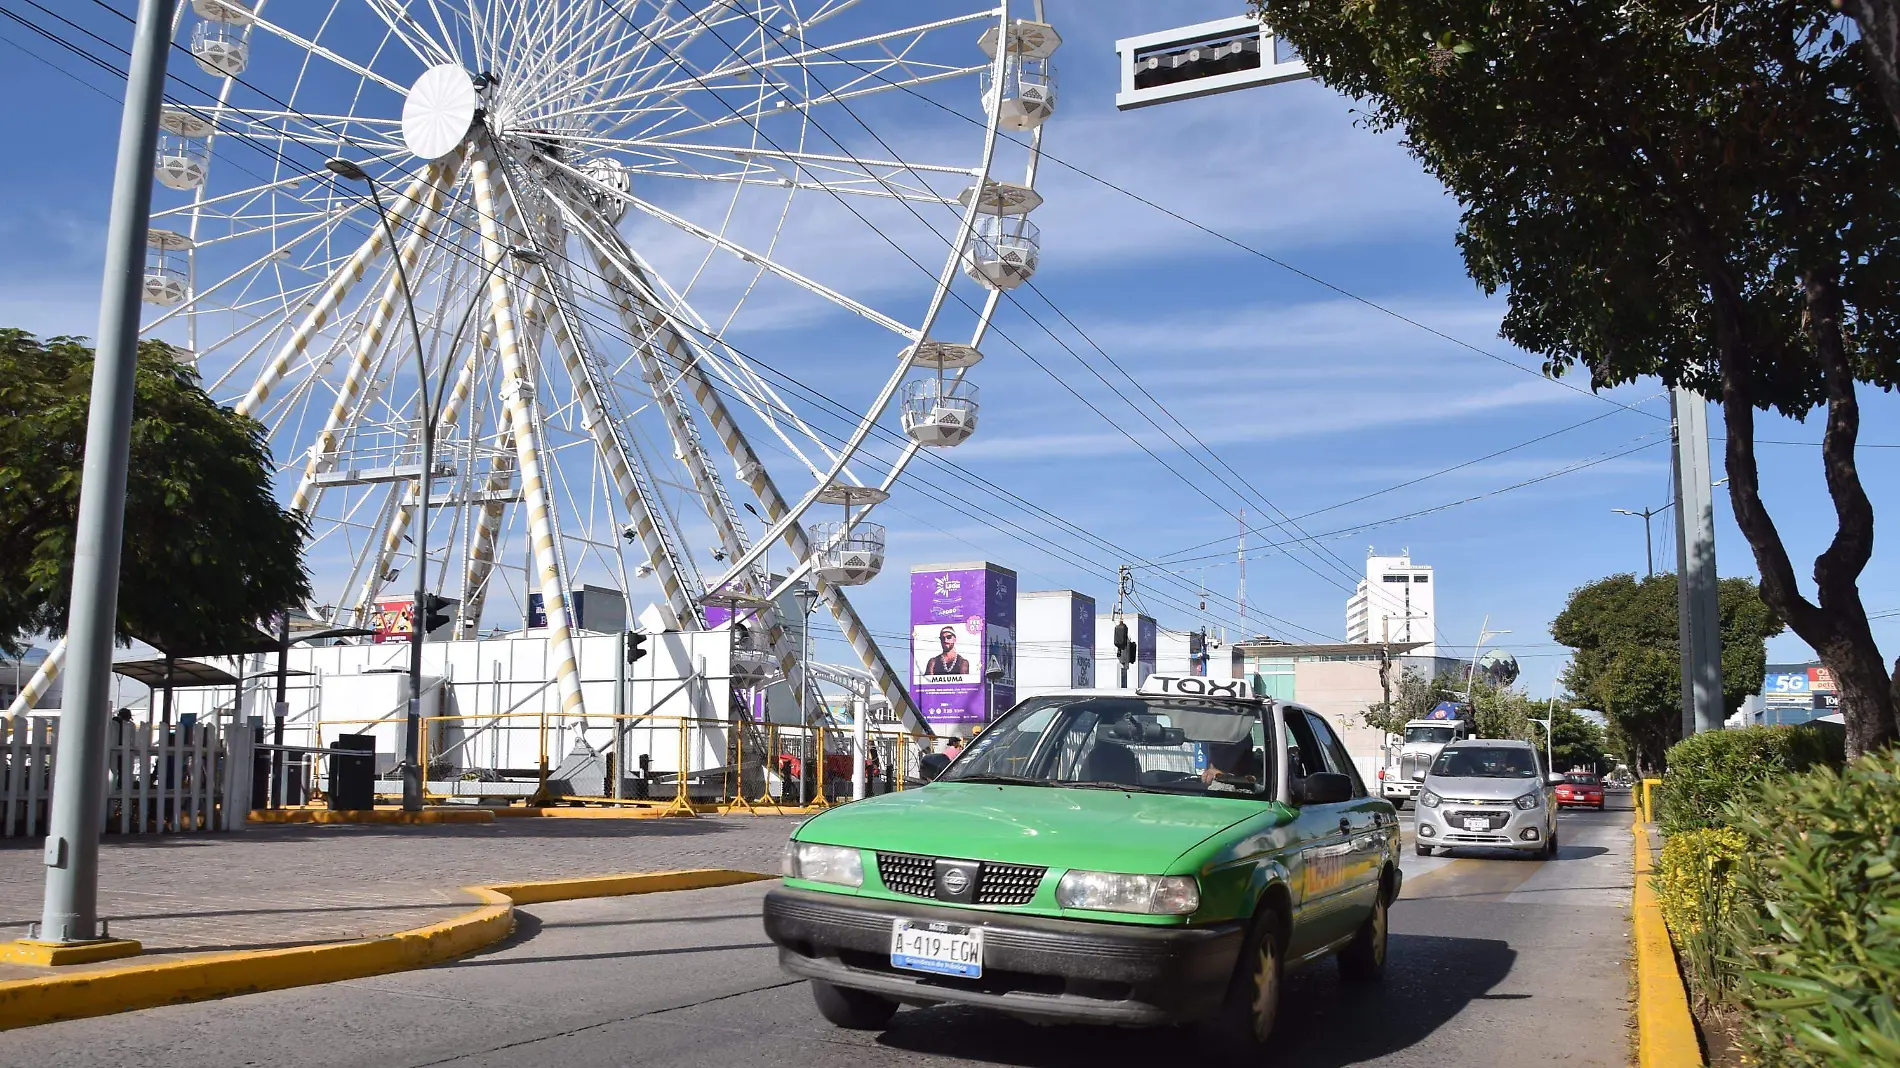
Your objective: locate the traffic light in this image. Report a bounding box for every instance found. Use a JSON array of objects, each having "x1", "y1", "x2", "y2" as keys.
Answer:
[
  {"x1": 626, "y1": 631, "x2": 648, "y2": 665},
  {"x1": 420, "y1": 594, "x2": 453, "y2": 634},
  {"x1": 1114, "y1": 620, "x2": 1135, "y2": 666}
]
